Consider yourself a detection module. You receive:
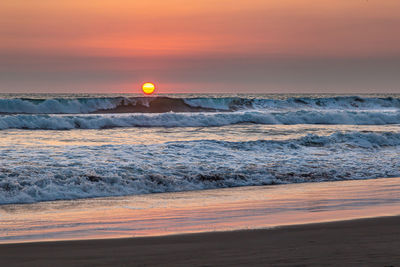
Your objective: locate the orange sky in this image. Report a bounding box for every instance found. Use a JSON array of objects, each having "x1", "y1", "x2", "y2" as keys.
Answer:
[{"x1": 1, "y1": 0, "x2": 399, "y2": 93}]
